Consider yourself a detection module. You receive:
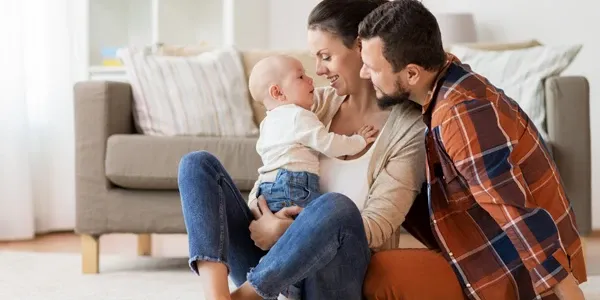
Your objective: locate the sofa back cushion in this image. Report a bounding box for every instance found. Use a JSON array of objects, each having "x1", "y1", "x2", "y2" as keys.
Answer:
[
  {"x1": 239, "y1": 41, "x2": 542, "y2": 124},
  {"x1": 154, "y1": 40, "x2": 544, "y2": 126},
  {"x1": 449, "y1": 44, "x2": 582, "y2": 140},
  {"x1": 450, "y1": 39, "x2": 542, "y2": 51}
]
